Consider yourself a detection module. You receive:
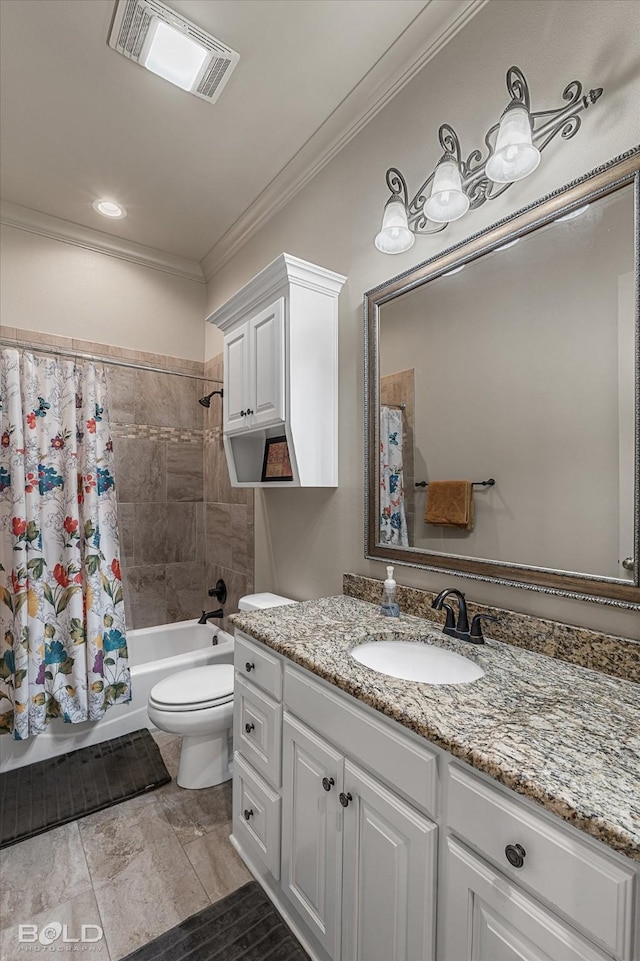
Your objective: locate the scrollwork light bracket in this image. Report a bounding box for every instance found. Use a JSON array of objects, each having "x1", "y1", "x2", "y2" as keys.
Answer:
[{"x1": 381, "y1": 66, "x2": 603, "y2": 240}]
